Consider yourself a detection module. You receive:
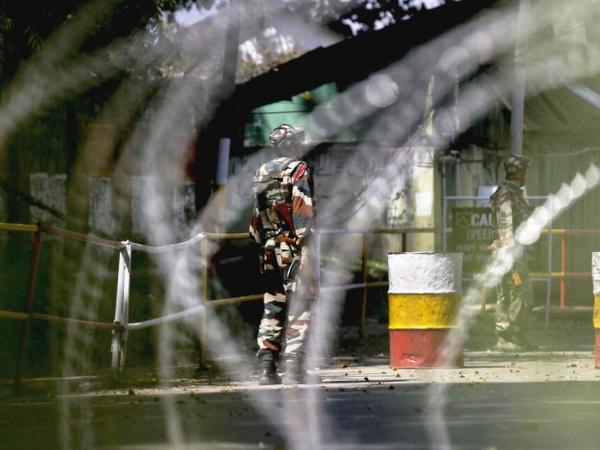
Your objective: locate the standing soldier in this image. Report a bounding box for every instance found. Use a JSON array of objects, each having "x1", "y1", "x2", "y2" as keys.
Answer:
[
  {"x1": 249, "y1": 124, "x2": 319, "y2": 384},
  {"x1": 490, "y1": 155, "x2": 537, "y2": 351}
]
